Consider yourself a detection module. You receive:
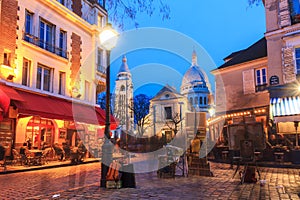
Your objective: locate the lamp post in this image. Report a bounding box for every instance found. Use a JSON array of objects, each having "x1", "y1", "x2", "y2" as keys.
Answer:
[{"x1": 99, "y1": 23, "x2": 118, "y2": 188}]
